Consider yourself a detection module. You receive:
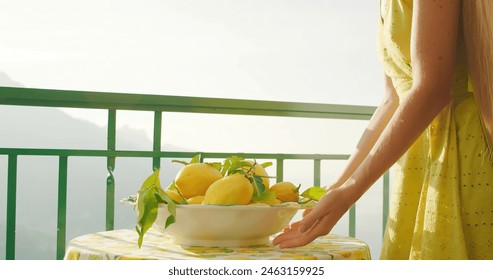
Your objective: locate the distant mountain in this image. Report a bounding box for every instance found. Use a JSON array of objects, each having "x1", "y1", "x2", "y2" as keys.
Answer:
[{"x1": 0, "y1": 97, "x2": 189, "y2": 260}]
